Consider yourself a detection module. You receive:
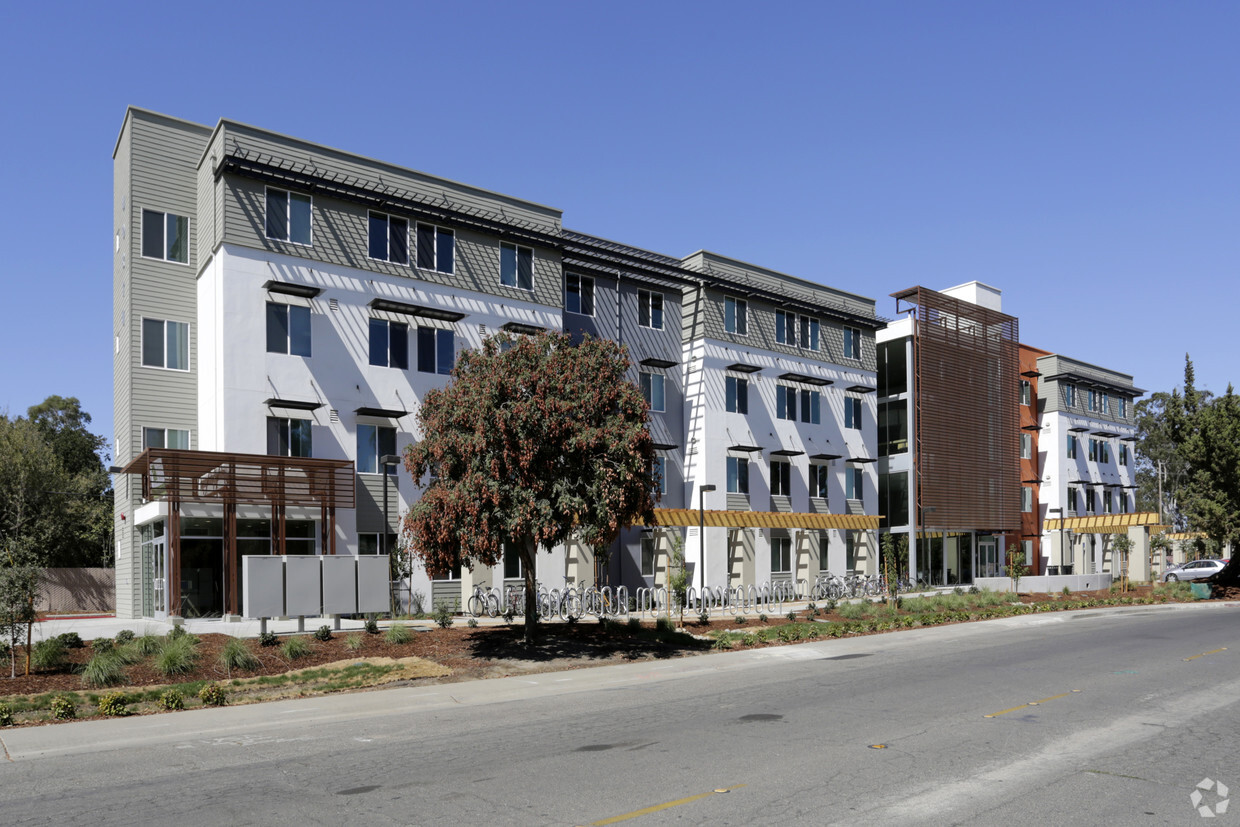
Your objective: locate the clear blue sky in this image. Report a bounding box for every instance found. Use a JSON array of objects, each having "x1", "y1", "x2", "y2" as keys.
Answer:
[{"x1": 2, "y1": 1, "x2": 1237, "y2": 454}]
